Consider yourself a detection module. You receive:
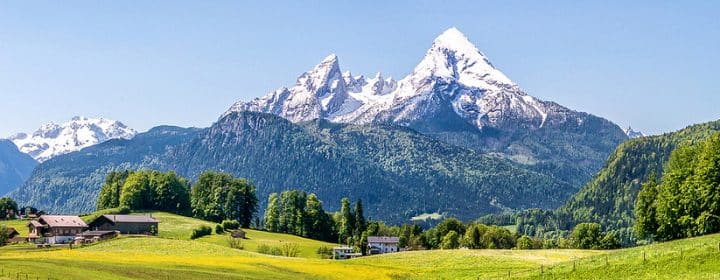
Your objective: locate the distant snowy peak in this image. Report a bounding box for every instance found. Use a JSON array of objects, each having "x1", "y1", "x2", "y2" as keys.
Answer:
[
  {"x1": 8, "y1": 116, "x2": 136, "y2": 162},
  {"x1": 224, "y1": 27, "x2": 557, "y2": 131},
  {"x1": 624, "y1": 126, "x2": 645, "y2": 138}
]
